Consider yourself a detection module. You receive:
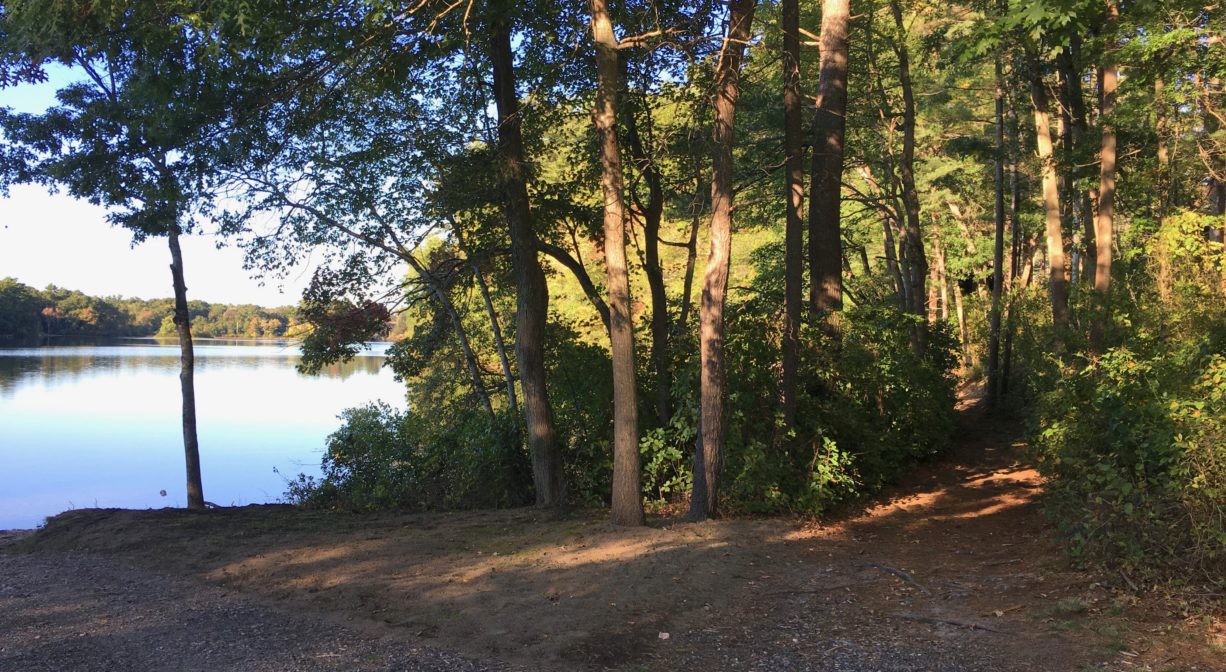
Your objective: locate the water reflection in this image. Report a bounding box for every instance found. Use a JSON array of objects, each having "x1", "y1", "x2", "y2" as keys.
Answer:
[{"x1": 0, "y1": 338, "x2": 406, "y2": 529}]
